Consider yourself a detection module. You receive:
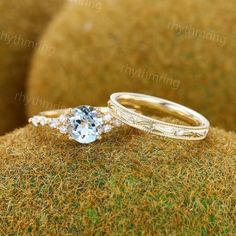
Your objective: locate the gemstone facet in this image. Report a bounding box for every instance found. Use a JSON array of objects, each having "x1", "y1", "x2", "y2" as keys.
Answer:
[{"x1": 68, "y1": 106, "x2": 103, "y2": 144}]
